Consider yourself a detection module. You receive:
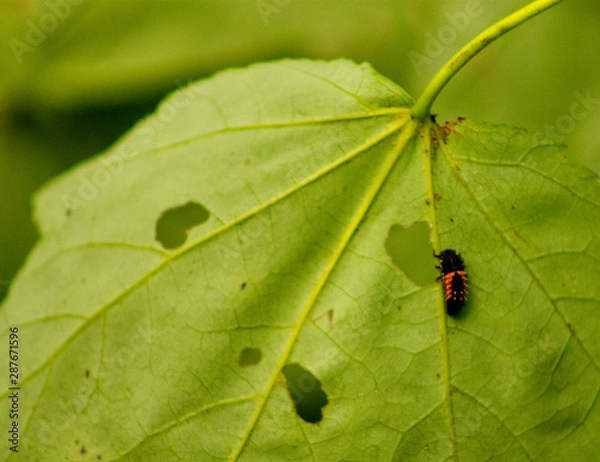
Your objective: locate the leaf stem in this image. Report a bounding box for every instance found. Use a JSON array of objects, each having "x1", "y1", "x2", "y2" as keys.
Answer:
[{"x1": 411, "y1": 0, "x2": 565, "y2": 121}]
